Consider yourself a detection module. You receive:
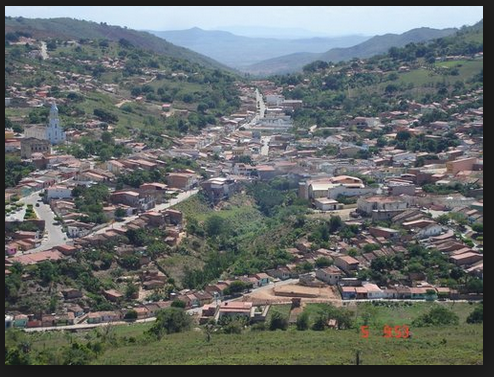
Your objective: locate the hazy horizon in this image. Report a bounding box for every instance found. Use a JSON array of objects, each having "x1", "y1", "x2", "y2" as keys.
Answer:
[{"x1": 5, "y1": 6, "x2": 483, "y2": 38}]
